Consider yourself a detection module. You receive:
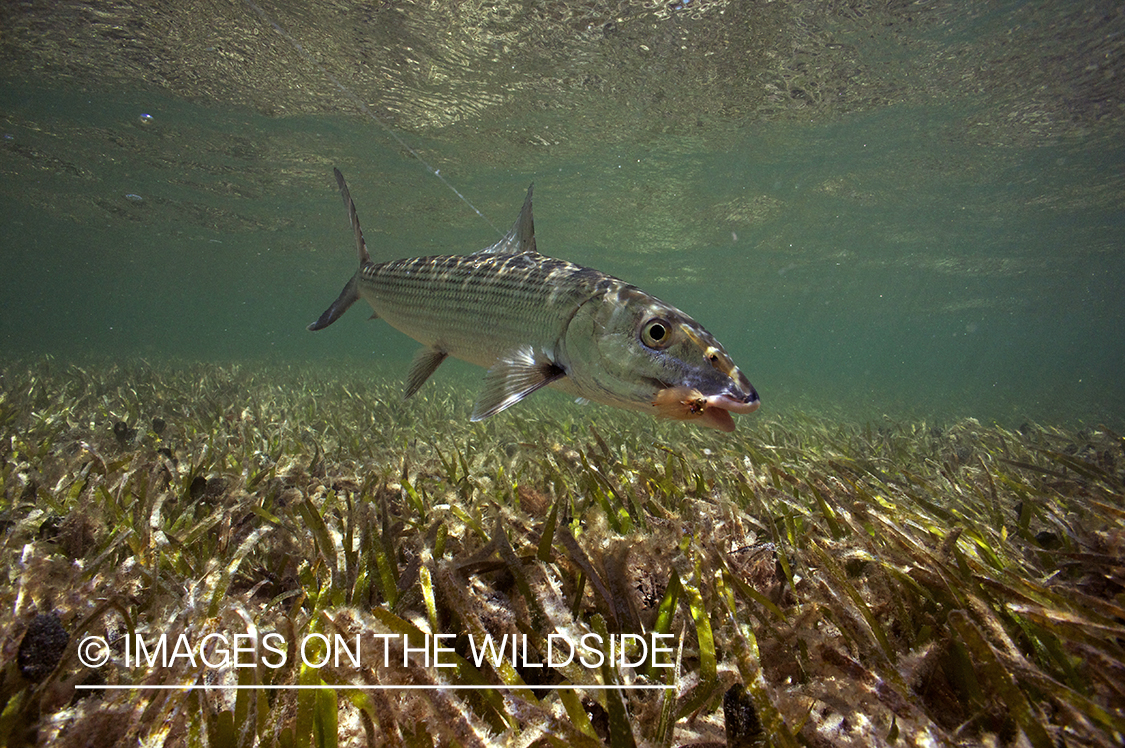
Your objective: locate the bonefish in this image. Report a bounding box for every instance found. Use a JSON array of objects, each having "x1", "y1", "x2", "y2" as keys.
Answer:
[{"x1": 309, "y1": 170, "x2": 759, "y2": 431}]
